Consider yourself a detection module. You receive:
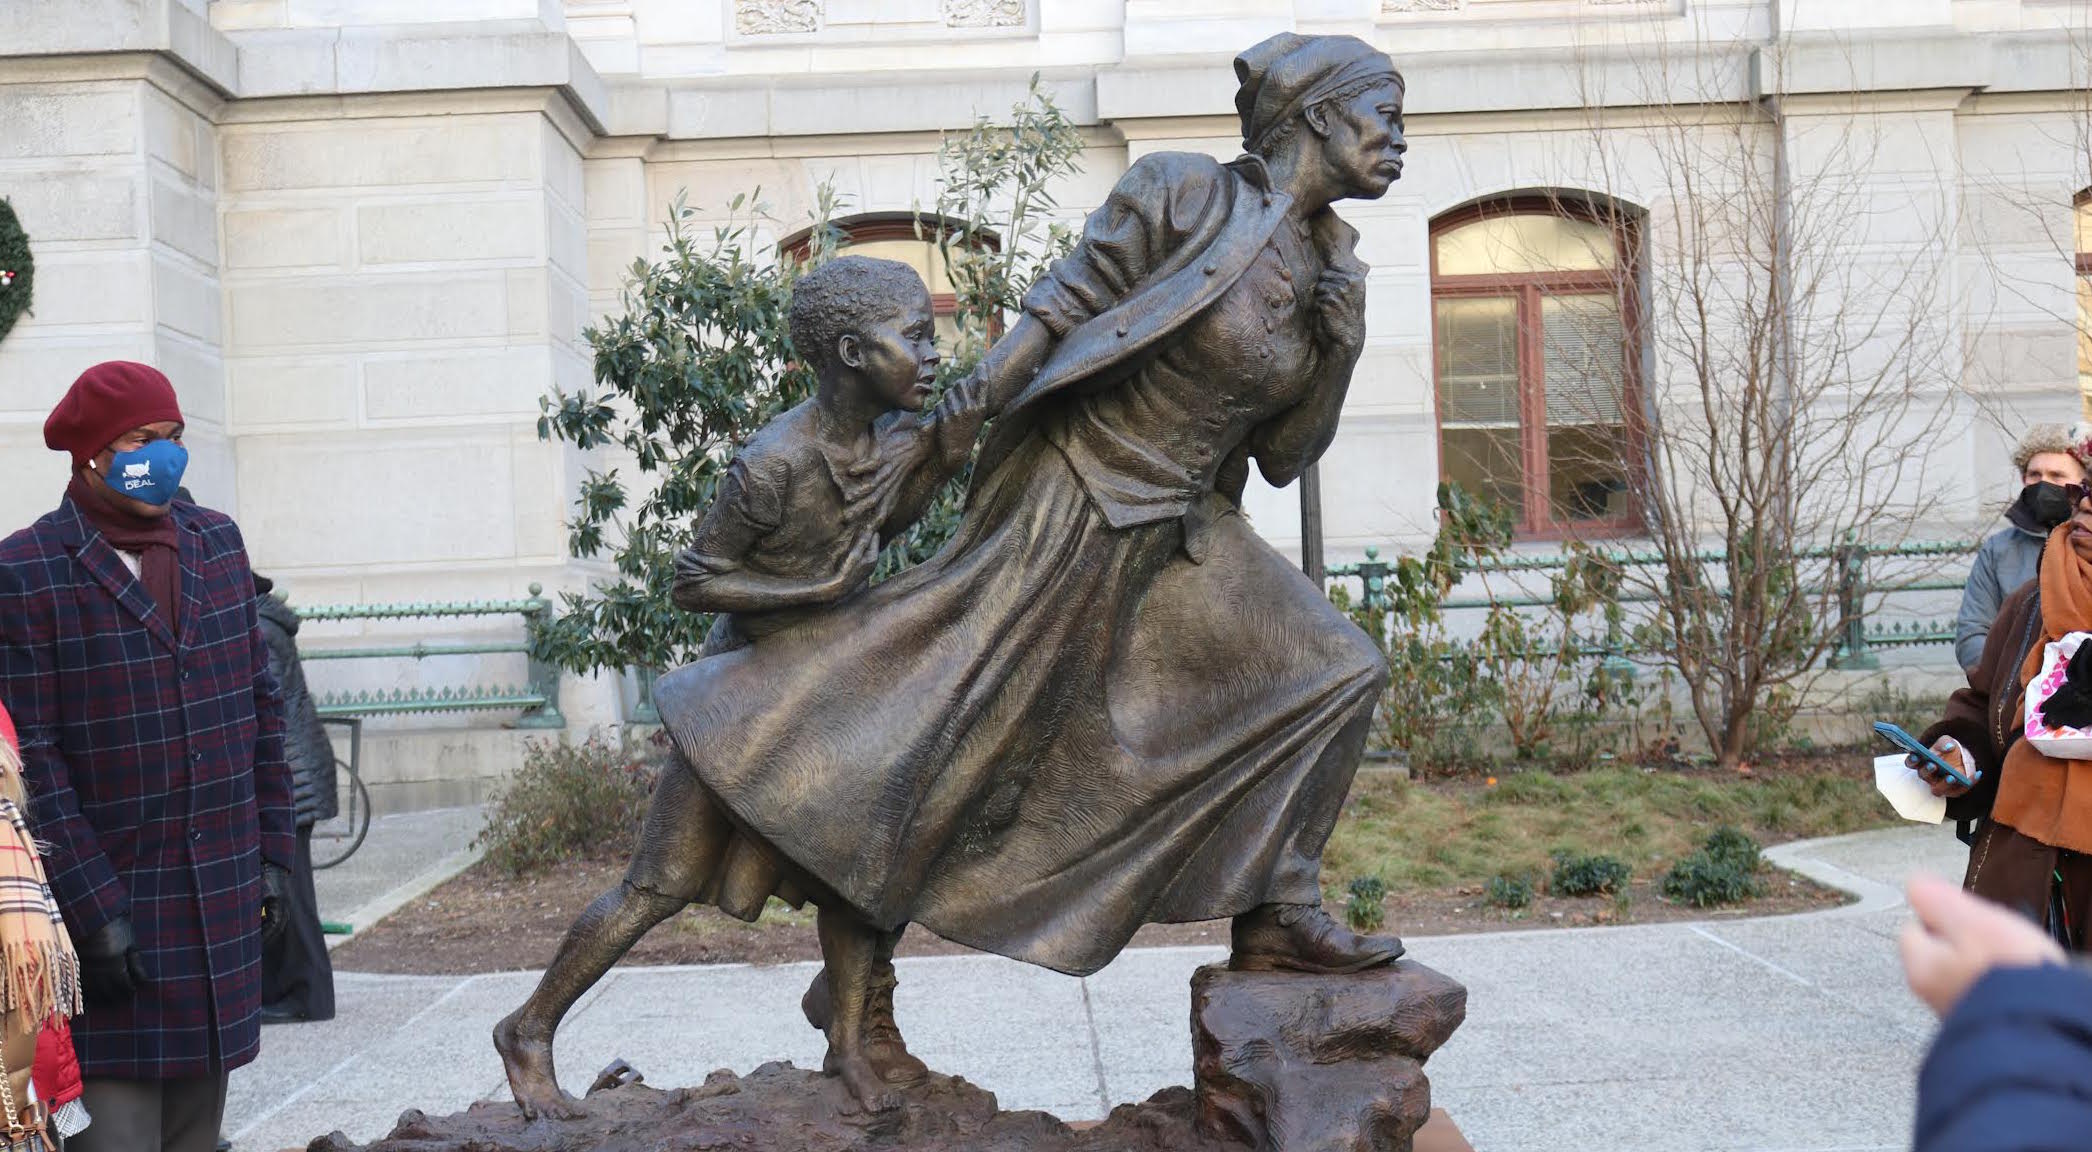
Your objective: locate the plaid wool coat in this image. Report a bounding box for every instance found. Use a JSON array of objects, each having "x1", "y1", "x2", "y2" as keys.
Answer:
[{"x1": 0, "y1": 495, "x2": 295, "y2": 1079}]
